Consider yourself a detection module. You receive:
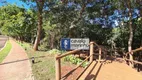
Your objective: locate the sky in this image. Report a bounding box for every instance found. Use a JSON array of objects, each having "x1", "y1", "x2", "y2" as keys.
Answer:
[{"x1": 0, "y1": 0, "x2": 30, "y2": 9}]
